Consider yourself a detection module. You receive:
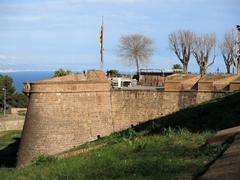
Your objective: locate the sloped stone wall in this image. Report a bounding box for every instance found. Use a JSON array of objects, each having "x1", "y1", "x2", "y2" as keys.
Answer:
[
  {"x1": 17, "y1": 81, "x2": 113, "y2": 166},
  {"x1": 17, "y1": 82, "x2": 228, "y2": 166},
  {"x1": 111, "y1": 90, "x2": 227, "y2": 132}
]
